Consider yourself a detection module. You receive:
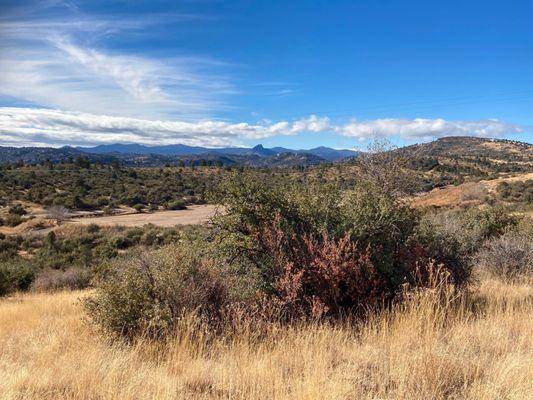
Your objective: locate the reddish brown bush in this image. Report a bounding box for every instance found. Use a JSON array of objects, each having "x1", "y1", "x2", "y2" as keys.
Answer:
[
  {"x1": 252, "y1": 215, "x2": 461, "y2": 321},
  {"x1": 256, "y1": 217, "x2": 389, "y2": 320}
]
